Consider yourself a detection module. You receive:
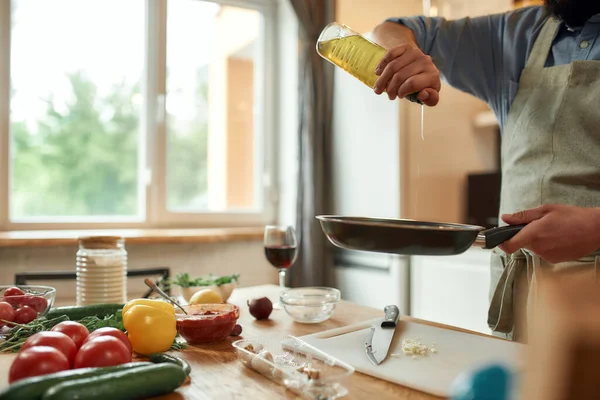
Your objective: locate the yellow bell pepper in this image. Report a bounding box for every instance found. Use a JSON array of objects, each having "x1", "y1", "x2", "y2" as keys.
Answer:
[{"x1": 122, "y1": 299, "x2": 177, "y2": 356}]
